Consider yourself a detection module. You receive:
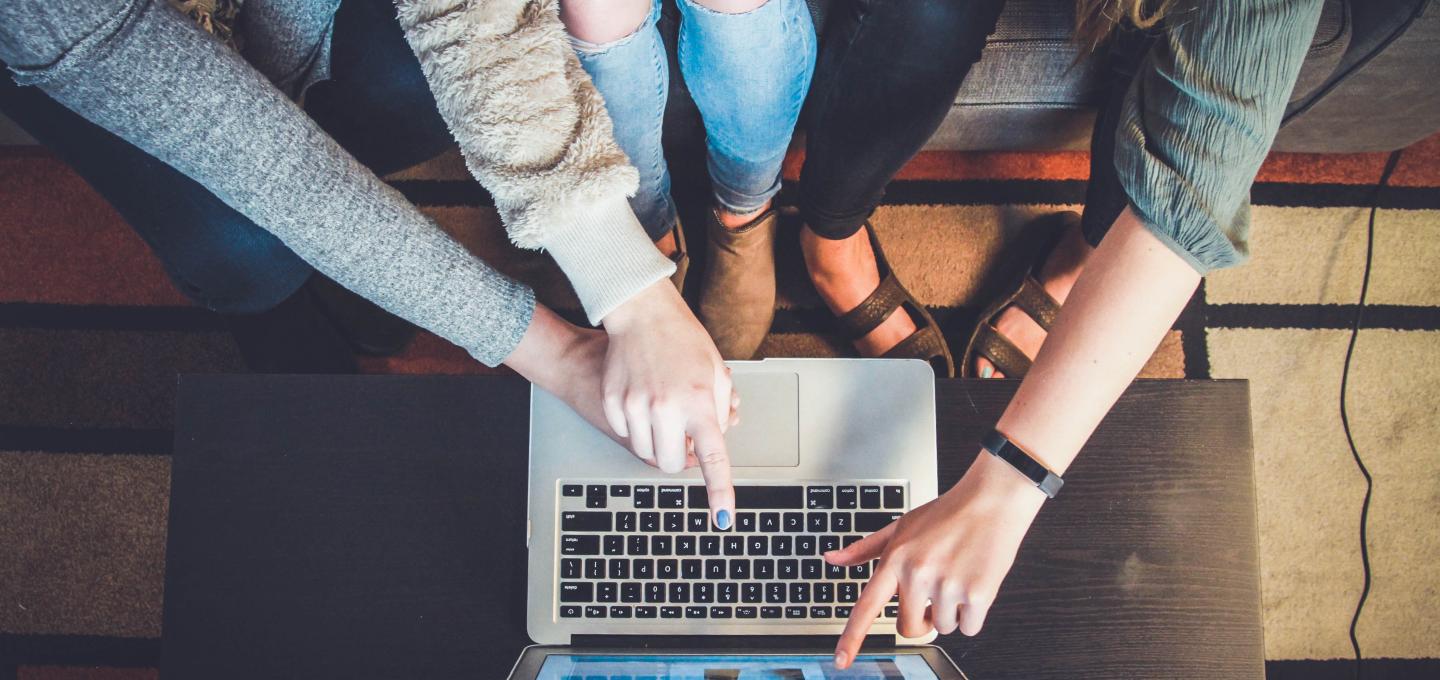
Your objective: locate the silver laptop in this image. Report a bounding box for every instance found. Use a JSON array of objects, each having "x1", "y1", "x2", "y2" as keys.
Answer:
[{"x1": 525, "y1": 358, "x2": 939, "y2": 645}]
